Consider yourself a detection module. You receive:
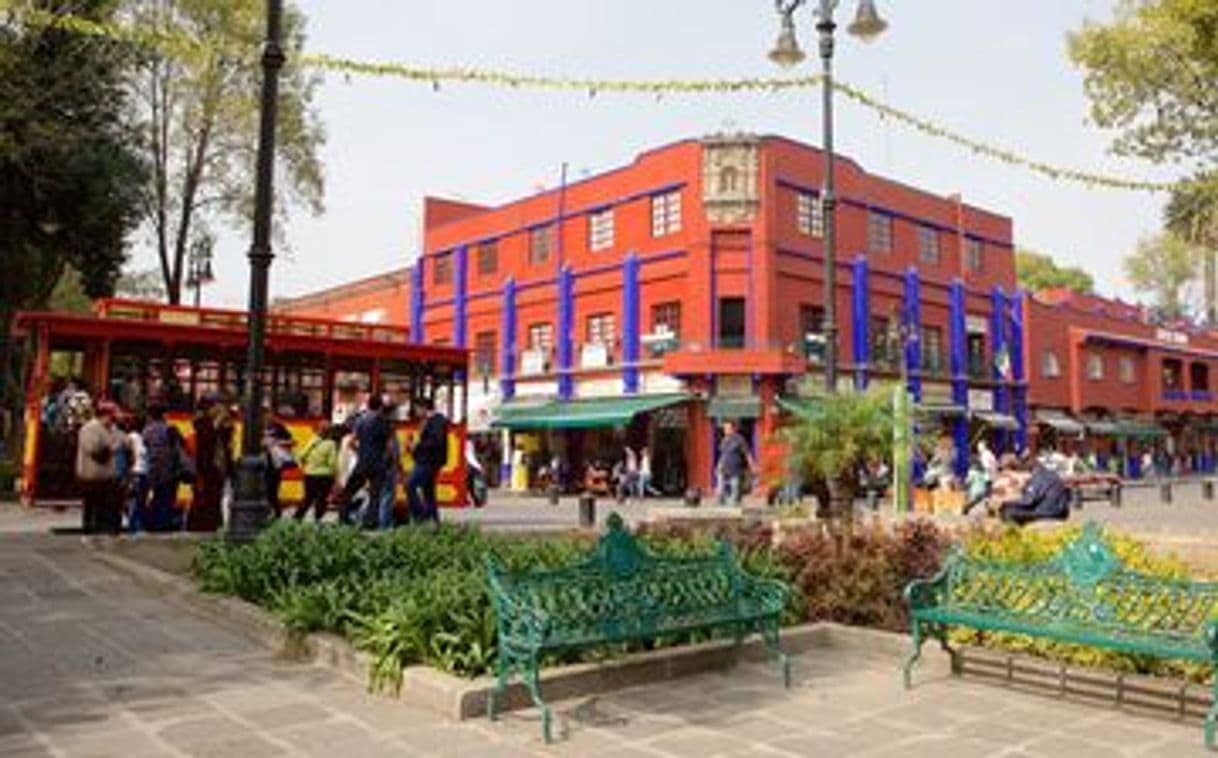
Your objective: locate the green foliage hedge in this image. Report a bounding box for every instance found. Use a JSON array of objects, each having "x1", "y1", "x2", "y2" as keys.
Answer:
[{"x1": 193, "y1": 518, "x2": 1209, "y2": 690}]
